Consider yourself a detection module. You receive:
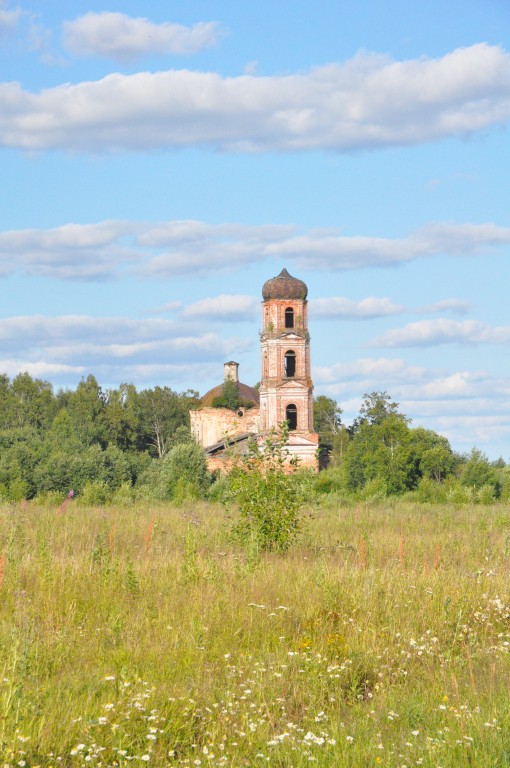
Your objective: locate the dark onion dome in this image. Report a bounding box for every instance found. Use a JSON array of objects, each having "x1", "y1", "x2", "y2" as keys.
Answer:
[
  {"x1": 201, "y1": 381, "x2": 260, "y2": 407},
  {"x1": 262, "y1": 268, "x2": 308, "y2": 301}
]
